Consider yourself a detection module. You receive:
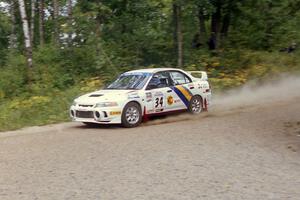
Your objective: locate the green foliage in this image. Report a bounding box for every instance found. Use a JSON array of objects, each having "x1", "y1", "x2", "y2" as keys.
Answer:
[
  {"x1": 229, "y1": 0, "x2": 300, "y2": 49},
  {"x1": 186, "y1": 49, "x2": 300, "y2": 91},
  {"x1": 0, "y1": 52, "x2": 27, "y2": 99},
  {"x1": 0, "y1": 11, "x2": 10, "y2": 65},
  {"x1": 0, "y1": 87, "x2": 80, "y2": 131}
]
